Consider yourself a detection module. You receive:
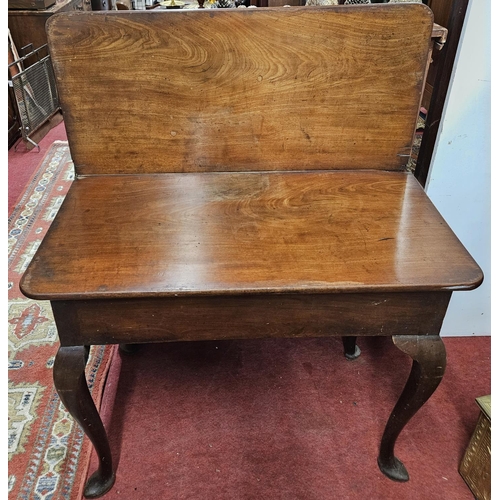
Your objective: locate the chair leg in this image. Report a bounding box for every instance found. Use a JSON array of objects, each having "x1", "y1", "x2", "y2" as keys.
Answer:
[
  {"x1": 53, "y1": 346, "x2": 115, "y2": 498},
  {"x1": 378, "y1": 335, "x2": 446, "y2": 481},
  {"x1": 342, "y1": 336, "x2": 361, "y2": 360}
]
